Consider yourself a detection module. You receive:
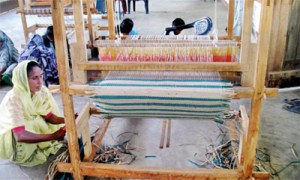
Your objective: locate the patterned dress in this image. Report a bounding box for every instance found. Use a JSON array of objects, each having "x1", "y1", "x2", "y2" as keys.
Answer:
[{"x1": 19, "y1": 34, "x2": 59, "y2": 86}]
